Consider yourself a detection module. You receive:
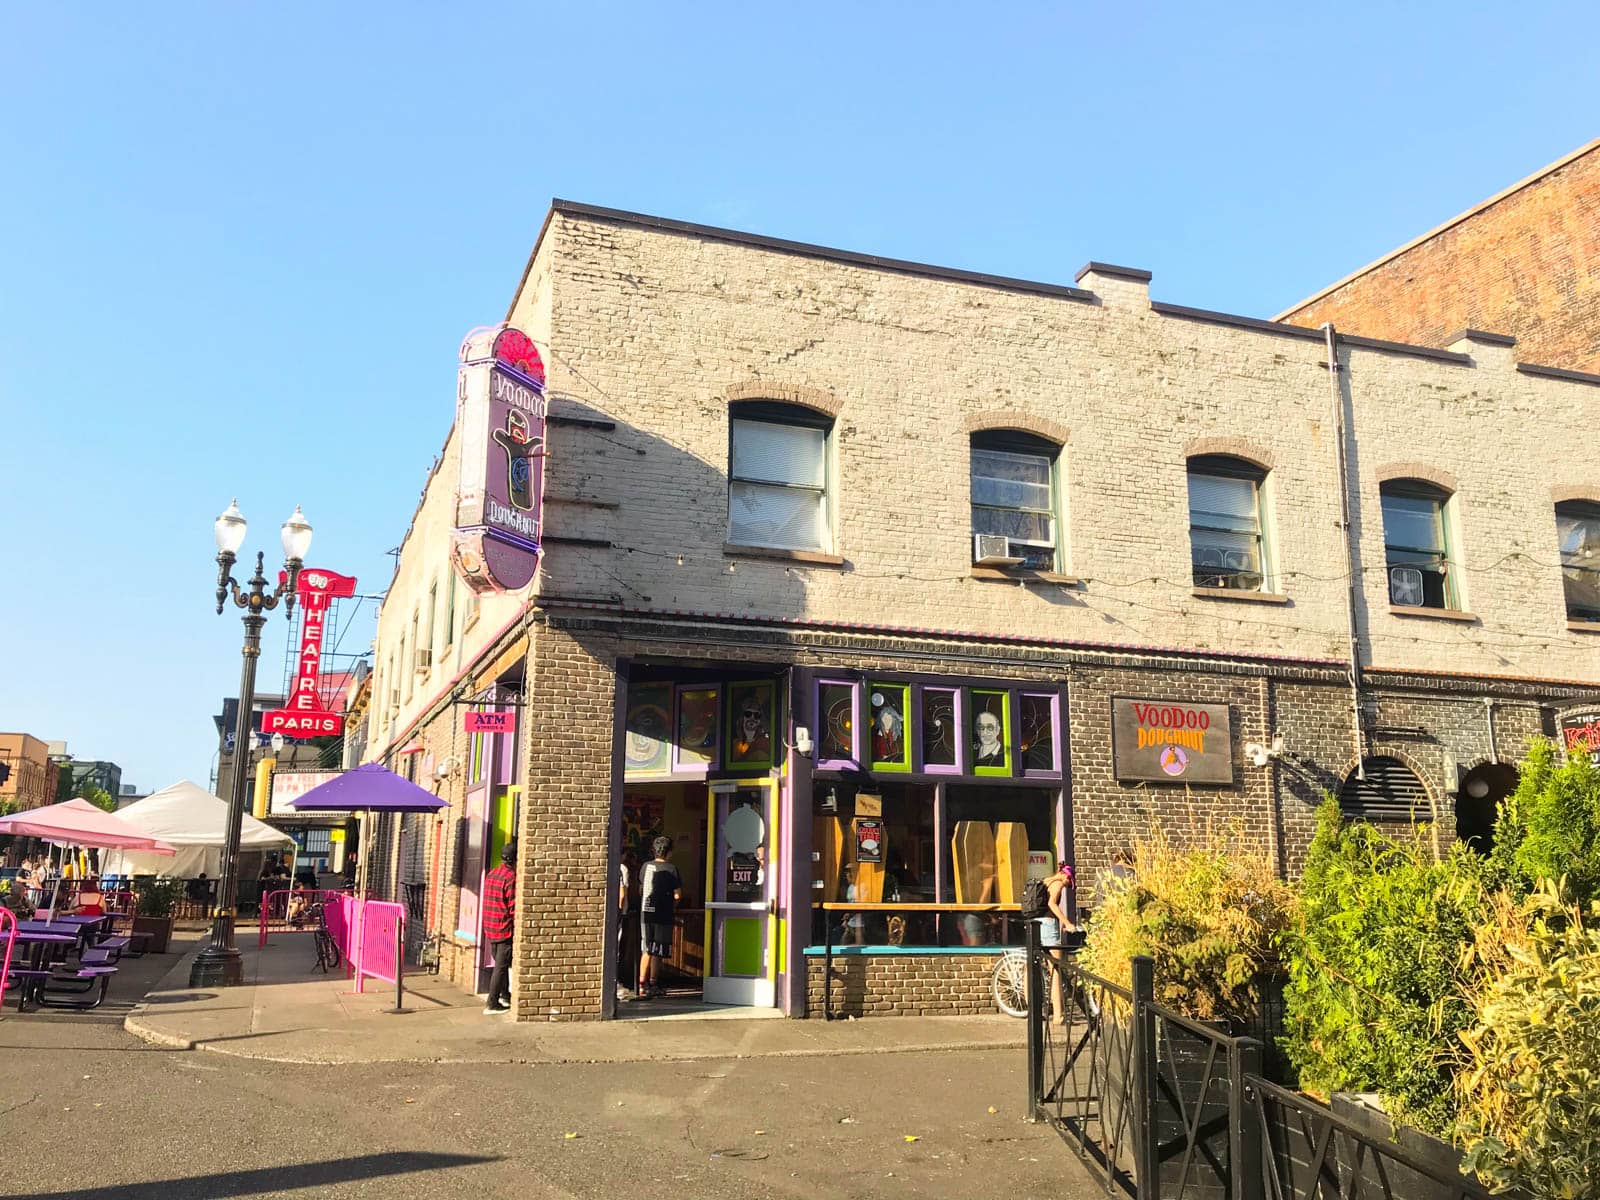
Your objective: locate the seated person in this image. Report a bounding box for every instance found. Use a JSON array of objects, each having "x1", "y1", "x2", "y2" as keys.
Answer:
[{"x1": 75, "y1": 875, "x2": 106, "y2": 916}]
